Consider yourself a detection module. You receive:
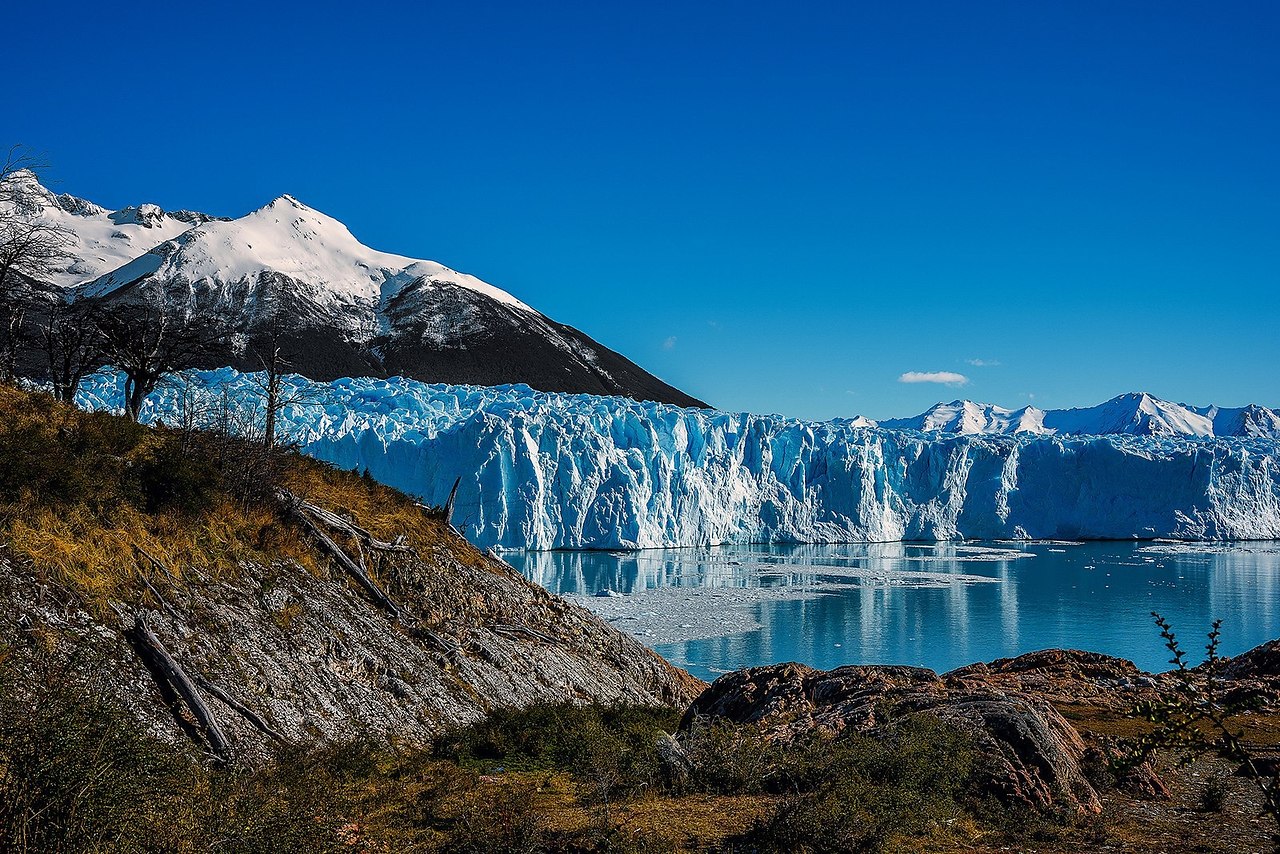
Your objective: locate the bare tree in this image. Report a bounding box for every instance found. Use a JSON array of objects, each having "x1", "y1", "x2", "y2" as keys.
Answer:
[
  {"x1": 0, "y1": 145, "x2": 48, "y2": 207},
  {"x1": 0, "y1": 146, "x2": 74, "y2": 288},
  {"x1": 0, "y1": 145, "x2": 75, "y2": 382},
  {"x1": 249, "y1": 312, "x2": 330, "y2": 450},
  {"x1": 96, "y1": 302, "x2": 229, "y2": 421},
  {"x1": 40, "y1": 299, "x2": 104, "y2": 402}
]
